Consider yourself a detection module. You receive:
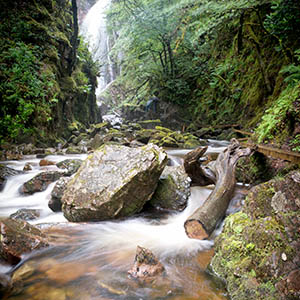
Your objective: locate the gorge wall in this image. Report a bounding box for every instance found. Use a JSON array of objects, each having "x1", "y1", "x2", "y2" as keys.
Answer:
[{"x1": 0, "y1": 0, "x2": 101, "y2": 145}]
